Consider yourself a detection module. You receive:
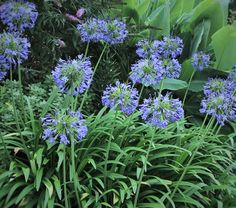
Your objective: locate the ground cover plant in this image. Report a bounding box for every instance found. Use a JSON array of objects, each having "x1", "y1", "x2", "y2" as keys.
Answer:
[{"x1": 1, "y1": 0, "x2": 236, "y2": 208}]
